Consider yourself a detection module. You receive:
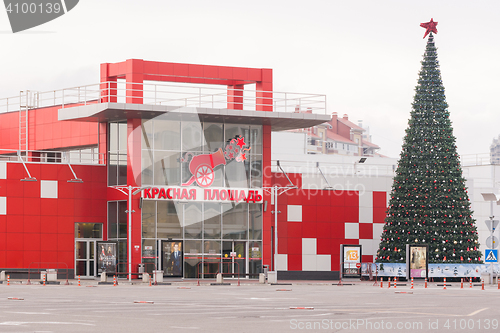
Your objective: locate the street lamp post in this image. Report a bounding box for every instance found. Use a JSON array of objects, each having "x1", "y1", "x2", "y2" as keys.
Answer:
[
  {"x1": 264, "y1": 184, "x2": 297, "y2": 278},
  {"x1": 111, "y1": 185, "x2": 151, "y2": 282}
]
